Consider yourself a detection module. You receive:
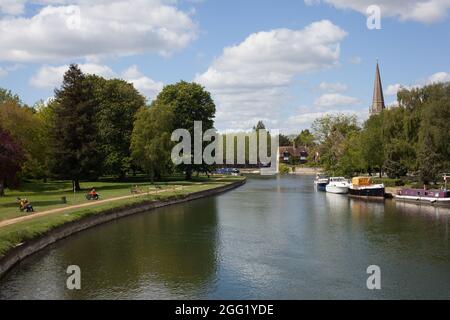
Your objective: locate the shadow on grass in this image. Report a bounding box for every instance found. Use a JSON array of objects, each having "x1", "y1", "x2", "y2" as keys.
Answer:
[
  {"x1": 3, "y1": 176, "x2": 240, "y2": 198},
  {"x1": 15, "y1": 180, "x2": 72, "y2": 193}
]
